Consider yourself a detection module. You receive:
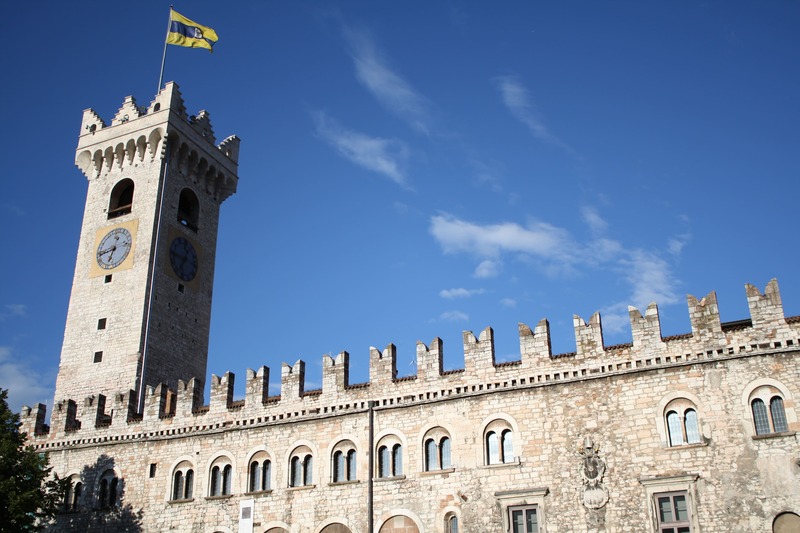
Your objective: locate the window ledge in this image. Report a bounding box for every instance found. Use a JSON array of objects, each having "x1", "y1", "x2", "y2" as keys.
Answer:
[
  {"x1": 329, "y1": 480, "x2": 360, "y2": 487},
  {"x1": 665, "y1": 441, "x2": 708, "y2": 450},
  {"x1": 205, "y1": 494, "x2": 233, "y2": 501},
  {"x1": 244, "y1": 489, "x2": 273, "y2": 497},
  {"x1": 480, "y1": 457, "x2": 522, "y2": 469},
  {"x1": 420, "y1": 468, "x2": 455, "y2": 477},
  {"x1": 752, "y1": 430, "x2": 796, "y2": 441},
  {"x1": 168, "y1": 498, "x2": 194, "y2": 505},
  {"x1": 375, "y1": 475, "x2": 406, "y2": 482},
  {"x1": 287, "y1": 484, "x2": 316, "y2": 491}
]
